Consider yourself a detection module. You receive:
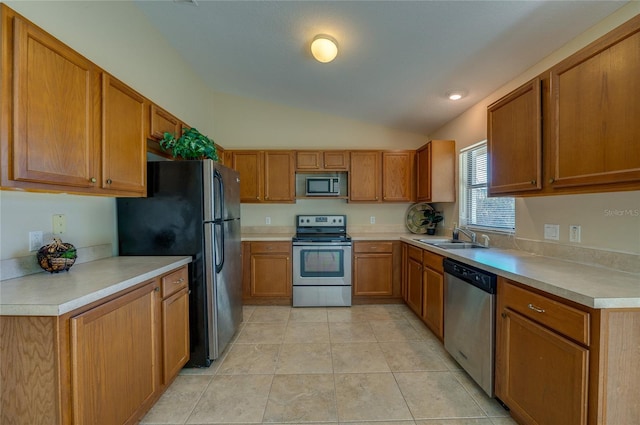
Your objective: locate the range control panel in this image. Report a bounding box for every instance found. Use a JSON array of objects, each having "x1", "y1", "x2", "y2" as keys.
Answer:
[{"x1": 296, "y1": 215, "x2": 346, "y2": 228}]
